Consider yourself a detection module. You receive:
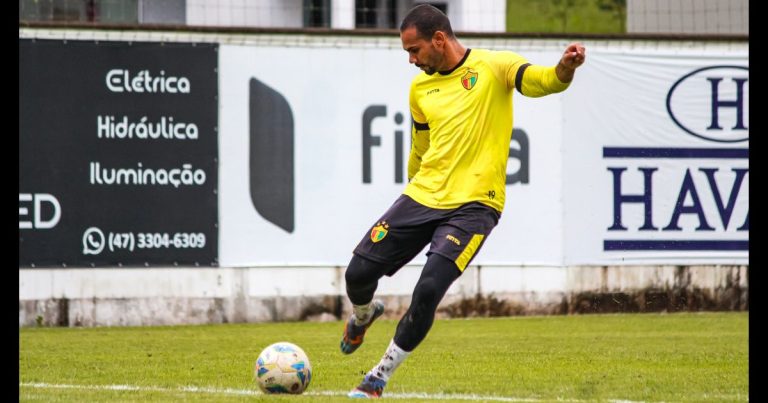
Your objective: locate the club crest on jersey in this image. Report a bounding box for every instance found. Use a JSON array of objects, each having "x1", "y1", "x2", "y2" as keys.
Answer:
[
  {"x1": 461, "y1": 68, "x2": 478, "y2": 90},
  {"x1": 371, "y1": 221, "x2": 389, "y2": 243}
]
